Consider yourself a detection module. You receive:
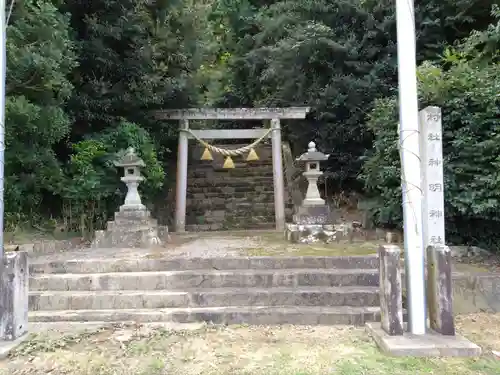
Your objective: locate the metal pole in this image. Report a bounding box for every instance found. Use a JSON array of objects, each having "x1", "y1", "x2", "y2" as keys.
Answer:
[
  {"x1": 396, "y1": 0, "x2": 427, "y2": 334},
  {"x1": 0, "y1": 0, "x2": 7, "y2": 260}
]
